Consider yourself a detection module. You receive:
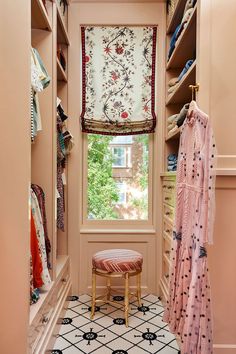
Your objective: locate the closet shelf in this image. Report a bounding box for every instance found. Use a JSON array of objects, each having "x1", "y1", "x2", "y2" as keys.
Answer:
[
  {"x1": 56, "y1": 255, "x2": 69, "y2": 278},
  {"x1": 166, "y1": 61, "x2": 196, "y2": 105},
  {"x1": 167, "y1": 4, "x2": 197, "y2": 70},
  {"x1": 57, "y1": 5, "x2": 70, "y2": 45},
  {"x1": 160, "y1": 172, "x2": 177, "y2": 177},
  {"x1": 31, "y1": 0, "x2": 52, "y2": 31},
  {"x1": 167, "y1": 0, "x2": 187, "y2": 34},
  {"x1": 166, "y1": 127, "x2": 180, "y2": 141},
  {"x1": 57, "y1": 58, "x2": 68, "y2": 82}
]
